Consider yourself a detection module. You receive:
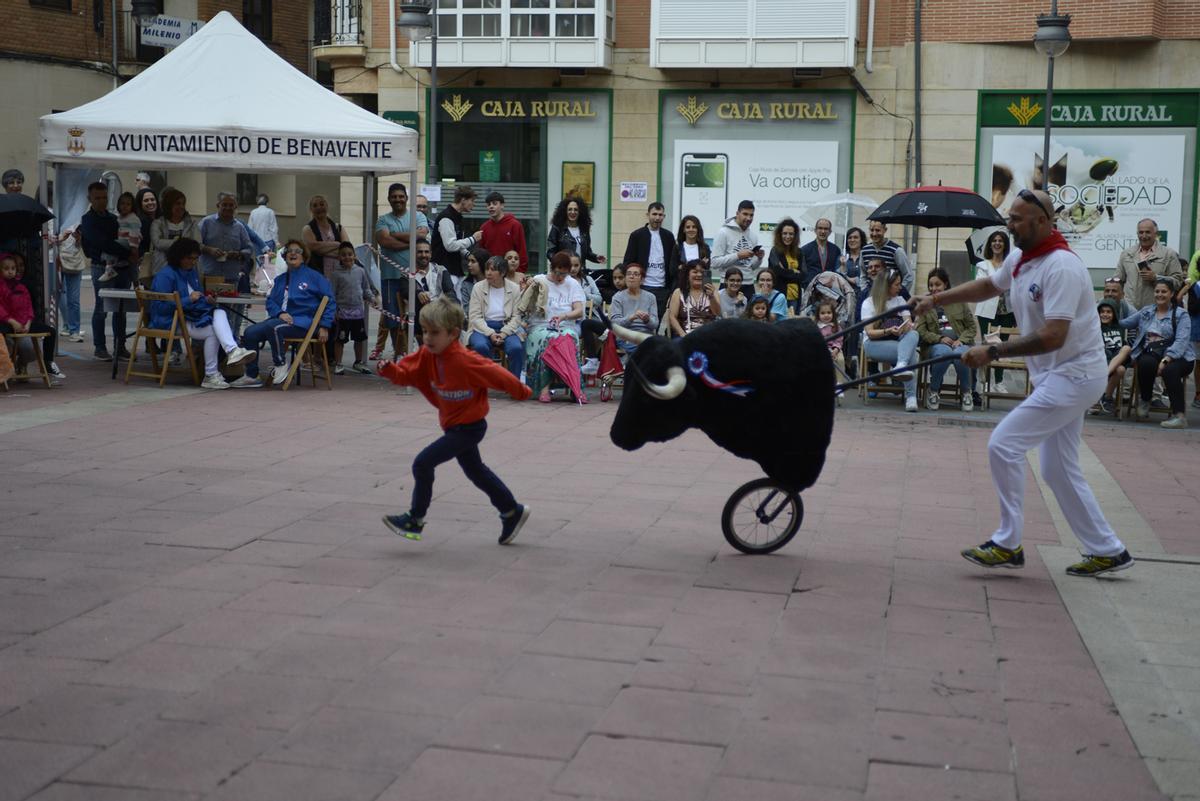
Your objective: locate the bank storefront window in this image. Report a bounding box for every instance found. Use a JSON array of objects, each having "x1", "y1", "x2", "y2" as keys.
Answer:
[
  {"x1": 431, "y1": 89, "x2": 611, "y2": 270},
  {"x1": 658, "y1": 90, "x2": 855, "y2": 248}
]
